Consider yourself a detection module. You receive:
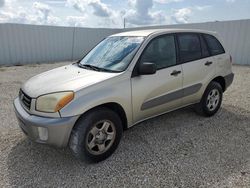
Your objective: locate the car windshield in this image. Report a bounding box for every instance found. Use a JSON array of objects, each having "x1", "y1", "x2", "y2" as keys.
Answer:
[{"x1": 79, "y1": 36, "x2": 145, "y2": 72}]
